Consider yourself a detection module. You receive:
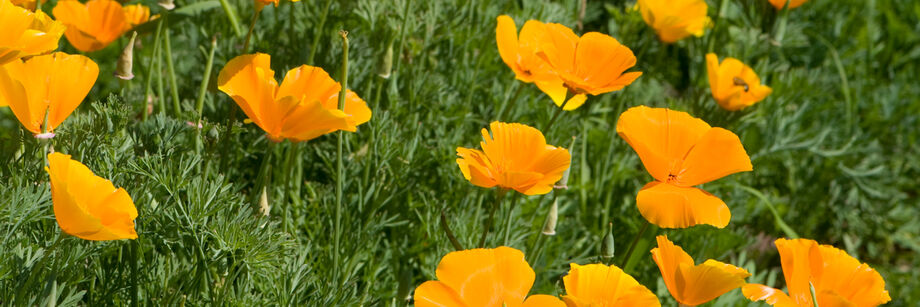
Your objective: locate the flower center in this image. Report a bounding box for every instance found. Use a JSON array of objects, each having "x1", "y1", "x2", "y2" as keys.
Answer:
[{"x1": 733, "y1": 77, "x2": 750, "y2": 92}]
